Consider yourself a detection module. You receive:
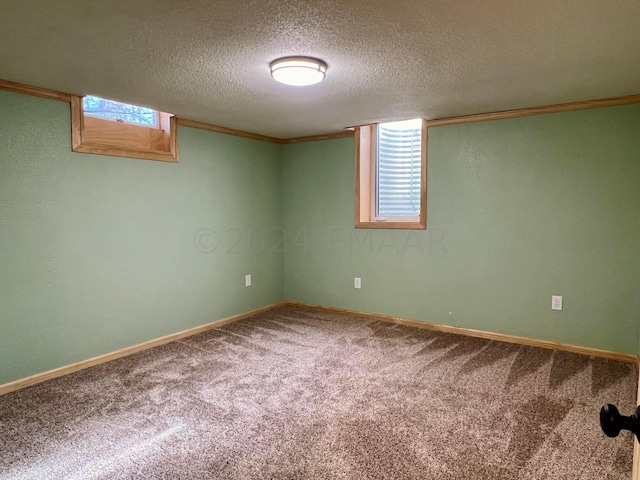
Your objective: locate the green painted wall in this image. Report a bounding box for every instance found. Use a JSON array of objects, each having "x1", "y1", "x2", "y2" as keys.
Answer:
[
  {"x1": 2, "y1": 89, "x2": 639, "y2": 386},
  {"x1": 283, "y1": 104, "x2": 640, "y2": 354},
  {"x1": 0, "y1": 90, "x2": 284, "y2": 384}
]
